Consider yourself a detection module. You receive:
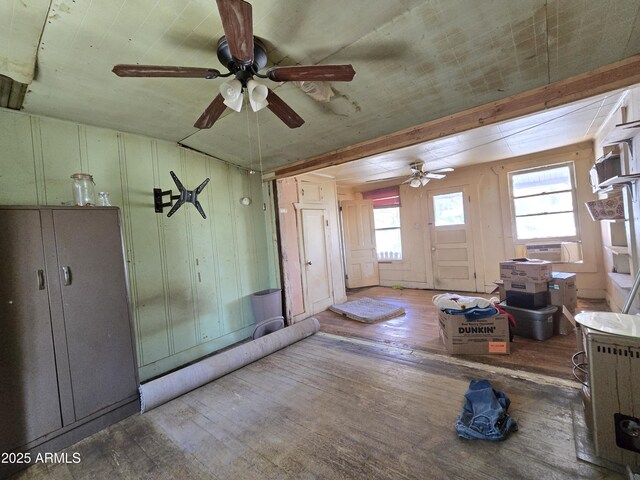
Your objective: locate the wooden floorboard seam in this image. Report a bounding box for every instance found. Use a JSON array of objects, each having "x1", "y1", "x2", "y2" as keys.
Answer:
[{"x1": 316, "y1": 332, "x2": 581, "y2": 390}]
